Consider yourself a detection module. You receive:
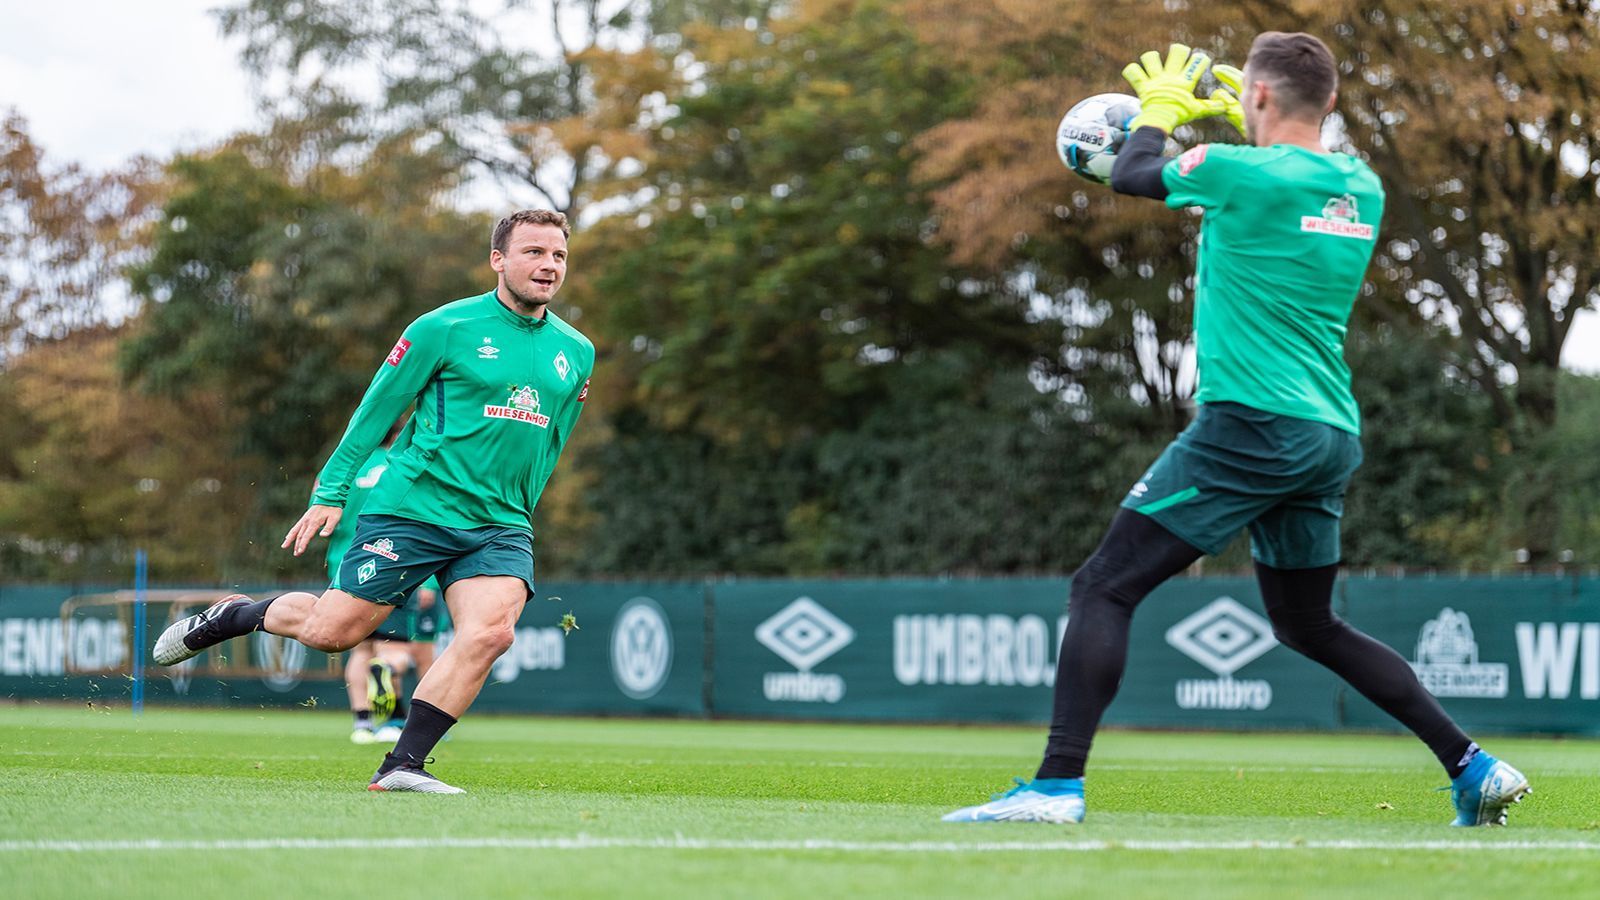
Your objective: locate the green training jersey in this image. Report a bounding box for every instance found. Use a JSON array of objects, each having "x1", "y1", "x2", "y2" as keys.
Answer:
[
  {"x1": 1162, "y1": 142, "x2": 1384, "y2": 434},
  {"x1": 312, "y1": 290, "x2": 594, "y2": 534}
]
